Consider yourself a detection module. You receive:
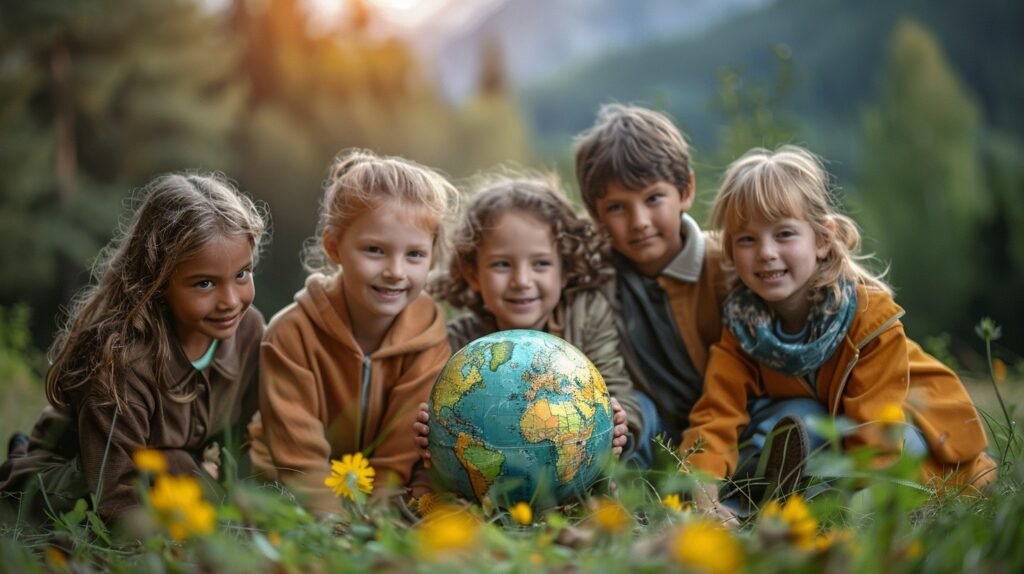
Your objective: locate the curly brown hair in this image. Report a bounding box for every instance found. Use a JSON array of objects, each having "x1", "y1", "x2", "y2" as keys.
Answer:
[
  {"x1": 46, "y1": 173, "x2": 269, "y2": 411},
  {"x1": 430, "y1": 174, "x2": 613, "y2": 320}
]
